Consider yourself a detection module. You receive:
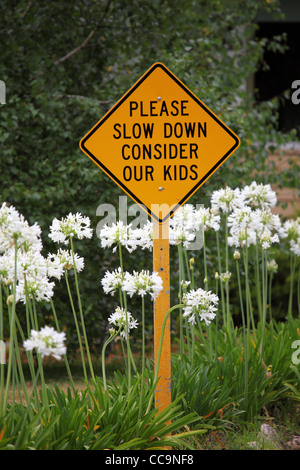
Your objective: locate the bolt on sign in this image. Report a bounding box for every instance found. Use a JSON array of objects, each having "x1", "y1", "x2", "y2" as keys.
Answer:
[
  {"x1": 80, "y1": 62, "x2": 240, "y2": 223},
  {"x1": 80, "y1": 63, "x2": 240, "y2": 413}
]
